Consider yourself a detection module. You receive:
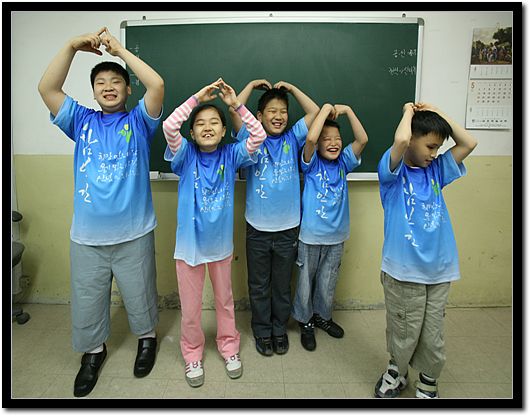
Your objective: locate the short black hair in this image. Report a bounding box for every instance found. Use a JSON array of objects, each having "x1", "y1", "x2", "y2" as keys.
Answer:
[
  {"x1": 90, "y1": 62, "x2": 130, "y2": 88},
  {"x1": 189, "y1": 104, "x2": 226, "y2": 129},
  {"x1": 323, "y1": 119, "x2": 340, "y2": 131},
  {"x1": 411, "y1": 110, "x2": 452, "y2": 141},
  {"x1": 257, "y1": 88, "x2": 289, "y2": 114}
]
